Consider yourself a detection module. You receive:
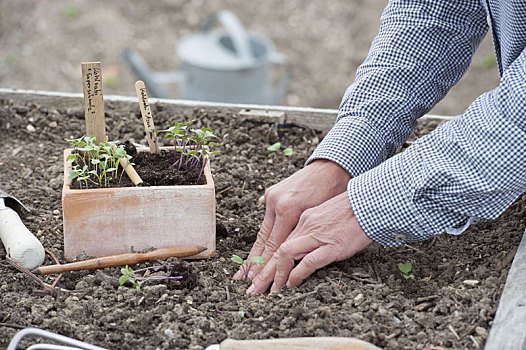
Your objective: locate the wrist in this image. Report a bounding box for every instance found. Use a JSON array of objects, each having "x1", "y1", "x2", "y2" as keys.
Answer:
[{"x1": 308, "y1": 159, "x2": 351, "y2": 192}]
